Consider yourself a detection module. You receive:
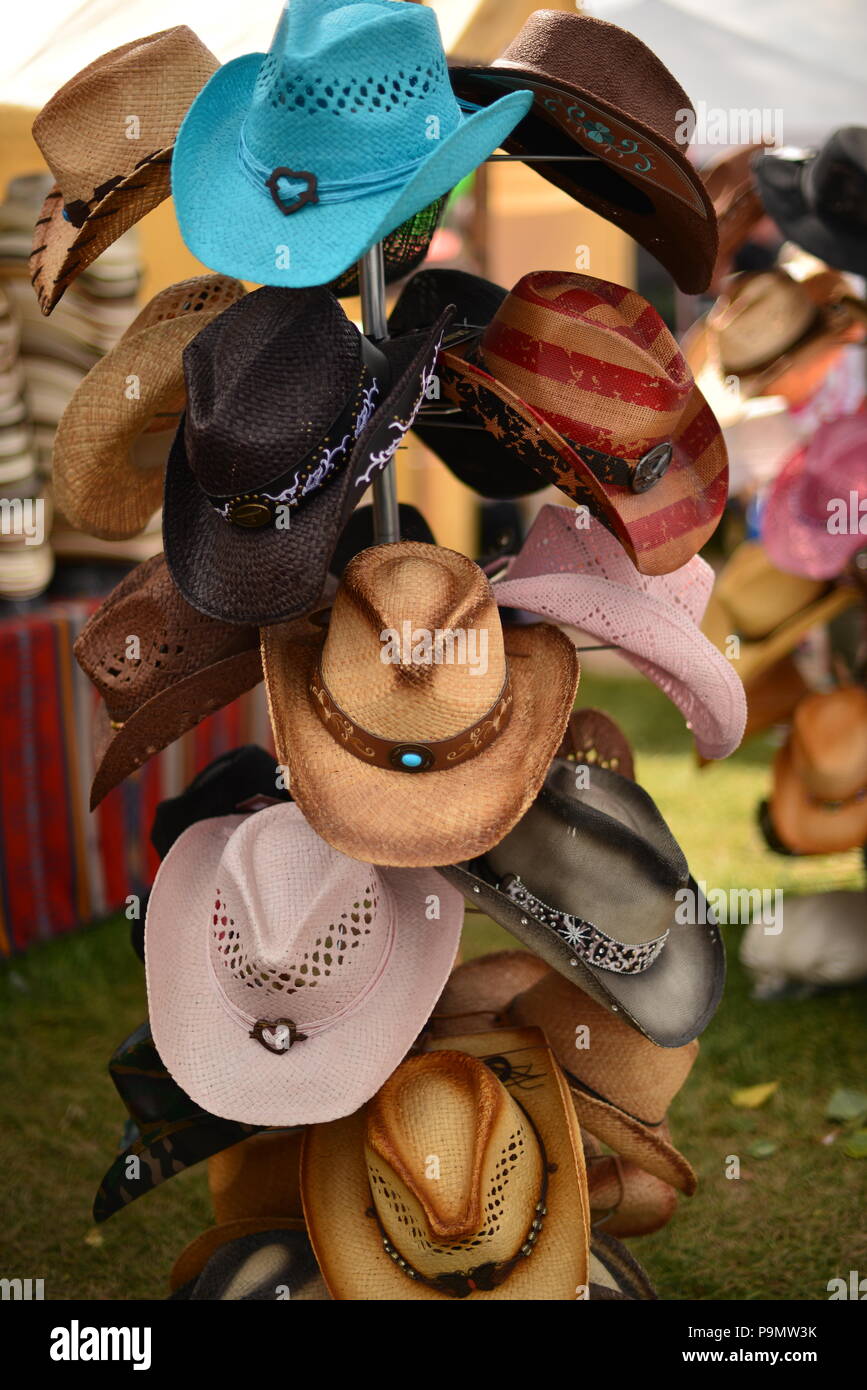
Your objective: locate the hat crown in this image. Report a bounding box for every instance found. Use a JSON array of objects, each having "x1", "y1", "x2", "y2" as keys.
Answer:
[
  {"x1": 501, "y1": 504, "x2": 713, "y2": 624},
  {"x1": 182, "y1": 287, "x2": 364, "y2": 494},
  {"x1": 511, "y1": 972, "x2": 697, "y2": 1122},
  {"x1": 792, "y1": 687, "x2": 867, "y2": 798},
  {"x1": 486, "y1": 761, "x2": 688, "y2": 948},
  {"x1": 799, "y1": 413, "x2": 867, "y2": 508},
  {"x1": 804, "y1": 127, "x2": 867, "y2": 229},
  {"x1": 710, "y1": 270, "x2": 817, "y2": 373},
  {"x1": 32, "y1": 27, "x2": 217, "y2": 203},
  {"x1": 243, "y1": 0, "x2": 458, "y2": 184},
  {"x1": 321, "y1": 542, "x2": 508, "y2": 743},
  {"x1": 365, "y1": 1051, "x2": 544, "y2": 1277},
  {"x1": 209, "y1": 805, "x2": 393, "y2": 1027},
  {"x1": 495, "y1": 12, "x2": 693, "y2": 145},
  {"x1": 480, "y1": 271, "x2": 692, "y2": 458},
  {"x1": 121, "y1": 275, "x2": 245, "y2": 342},
  {"x1": 74, "y1": 556, "x2": 255, "y2": 719}
]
